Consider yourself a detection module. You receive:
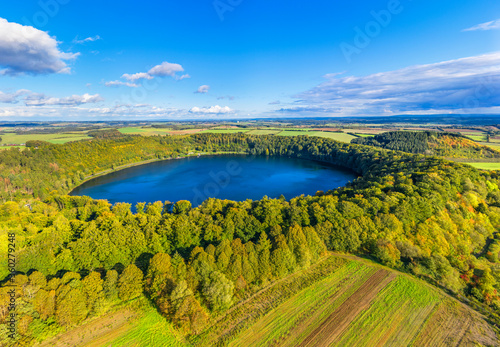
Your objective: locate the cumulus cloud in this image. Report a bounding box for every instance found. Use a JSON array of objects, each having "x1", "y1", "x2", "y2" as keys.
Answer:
[
  {"x1": 105, "y1": 80, "x2": 139, "y2": 88},
  {"x1": 0, "y1": 89, "x2": 31, "y2": 103},
  {"x1": 115, "y1": 61, "x2": 186, "y2": 86},
  {"x1": 189, "y1": 105, "x2": 233, "y2": 114},
  {"x1": 195, "y1": 85, "x2": 210, "y2": 94},
  {"x1": 121, "y1": 72, "x2": 153, "y2": 82},
  {"x1": 463, "y1": 19, "x2": 500, "y2": 32},
  {"x1": 25, "y1": 93, "x2": 103, "y2": 106},
  {"x1": 73, "y1": 35, "x2": 102, "y2": 44},
  {"x1": 148, "y1": 62, "x2": 184, "y2": 77},
  {"x1": 0, "y1": 17, "x2": 79, "y2": 75},
  {"x1": 287, "y1": 52, "x2": 500, "y2": 116}
]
